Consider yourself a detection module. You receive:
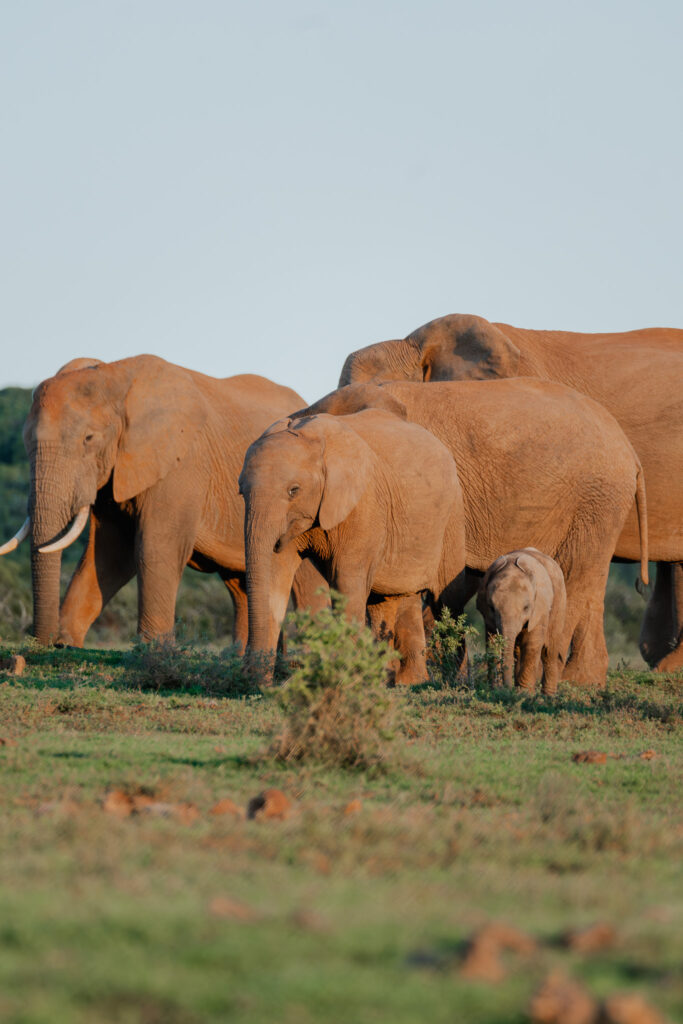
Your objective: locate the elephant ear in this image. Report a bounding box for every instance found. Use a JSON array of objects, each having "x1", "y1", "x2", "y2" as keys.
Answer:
[
  {"x1": 113, "y1": 363, "x2": 209, "y2": 502},
  {"x1": 314, "y1": 417, "x2": 374, "y2": 531},
  {"x1": 408, "y1": 315, "x2": 520, "y2": 381}
]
